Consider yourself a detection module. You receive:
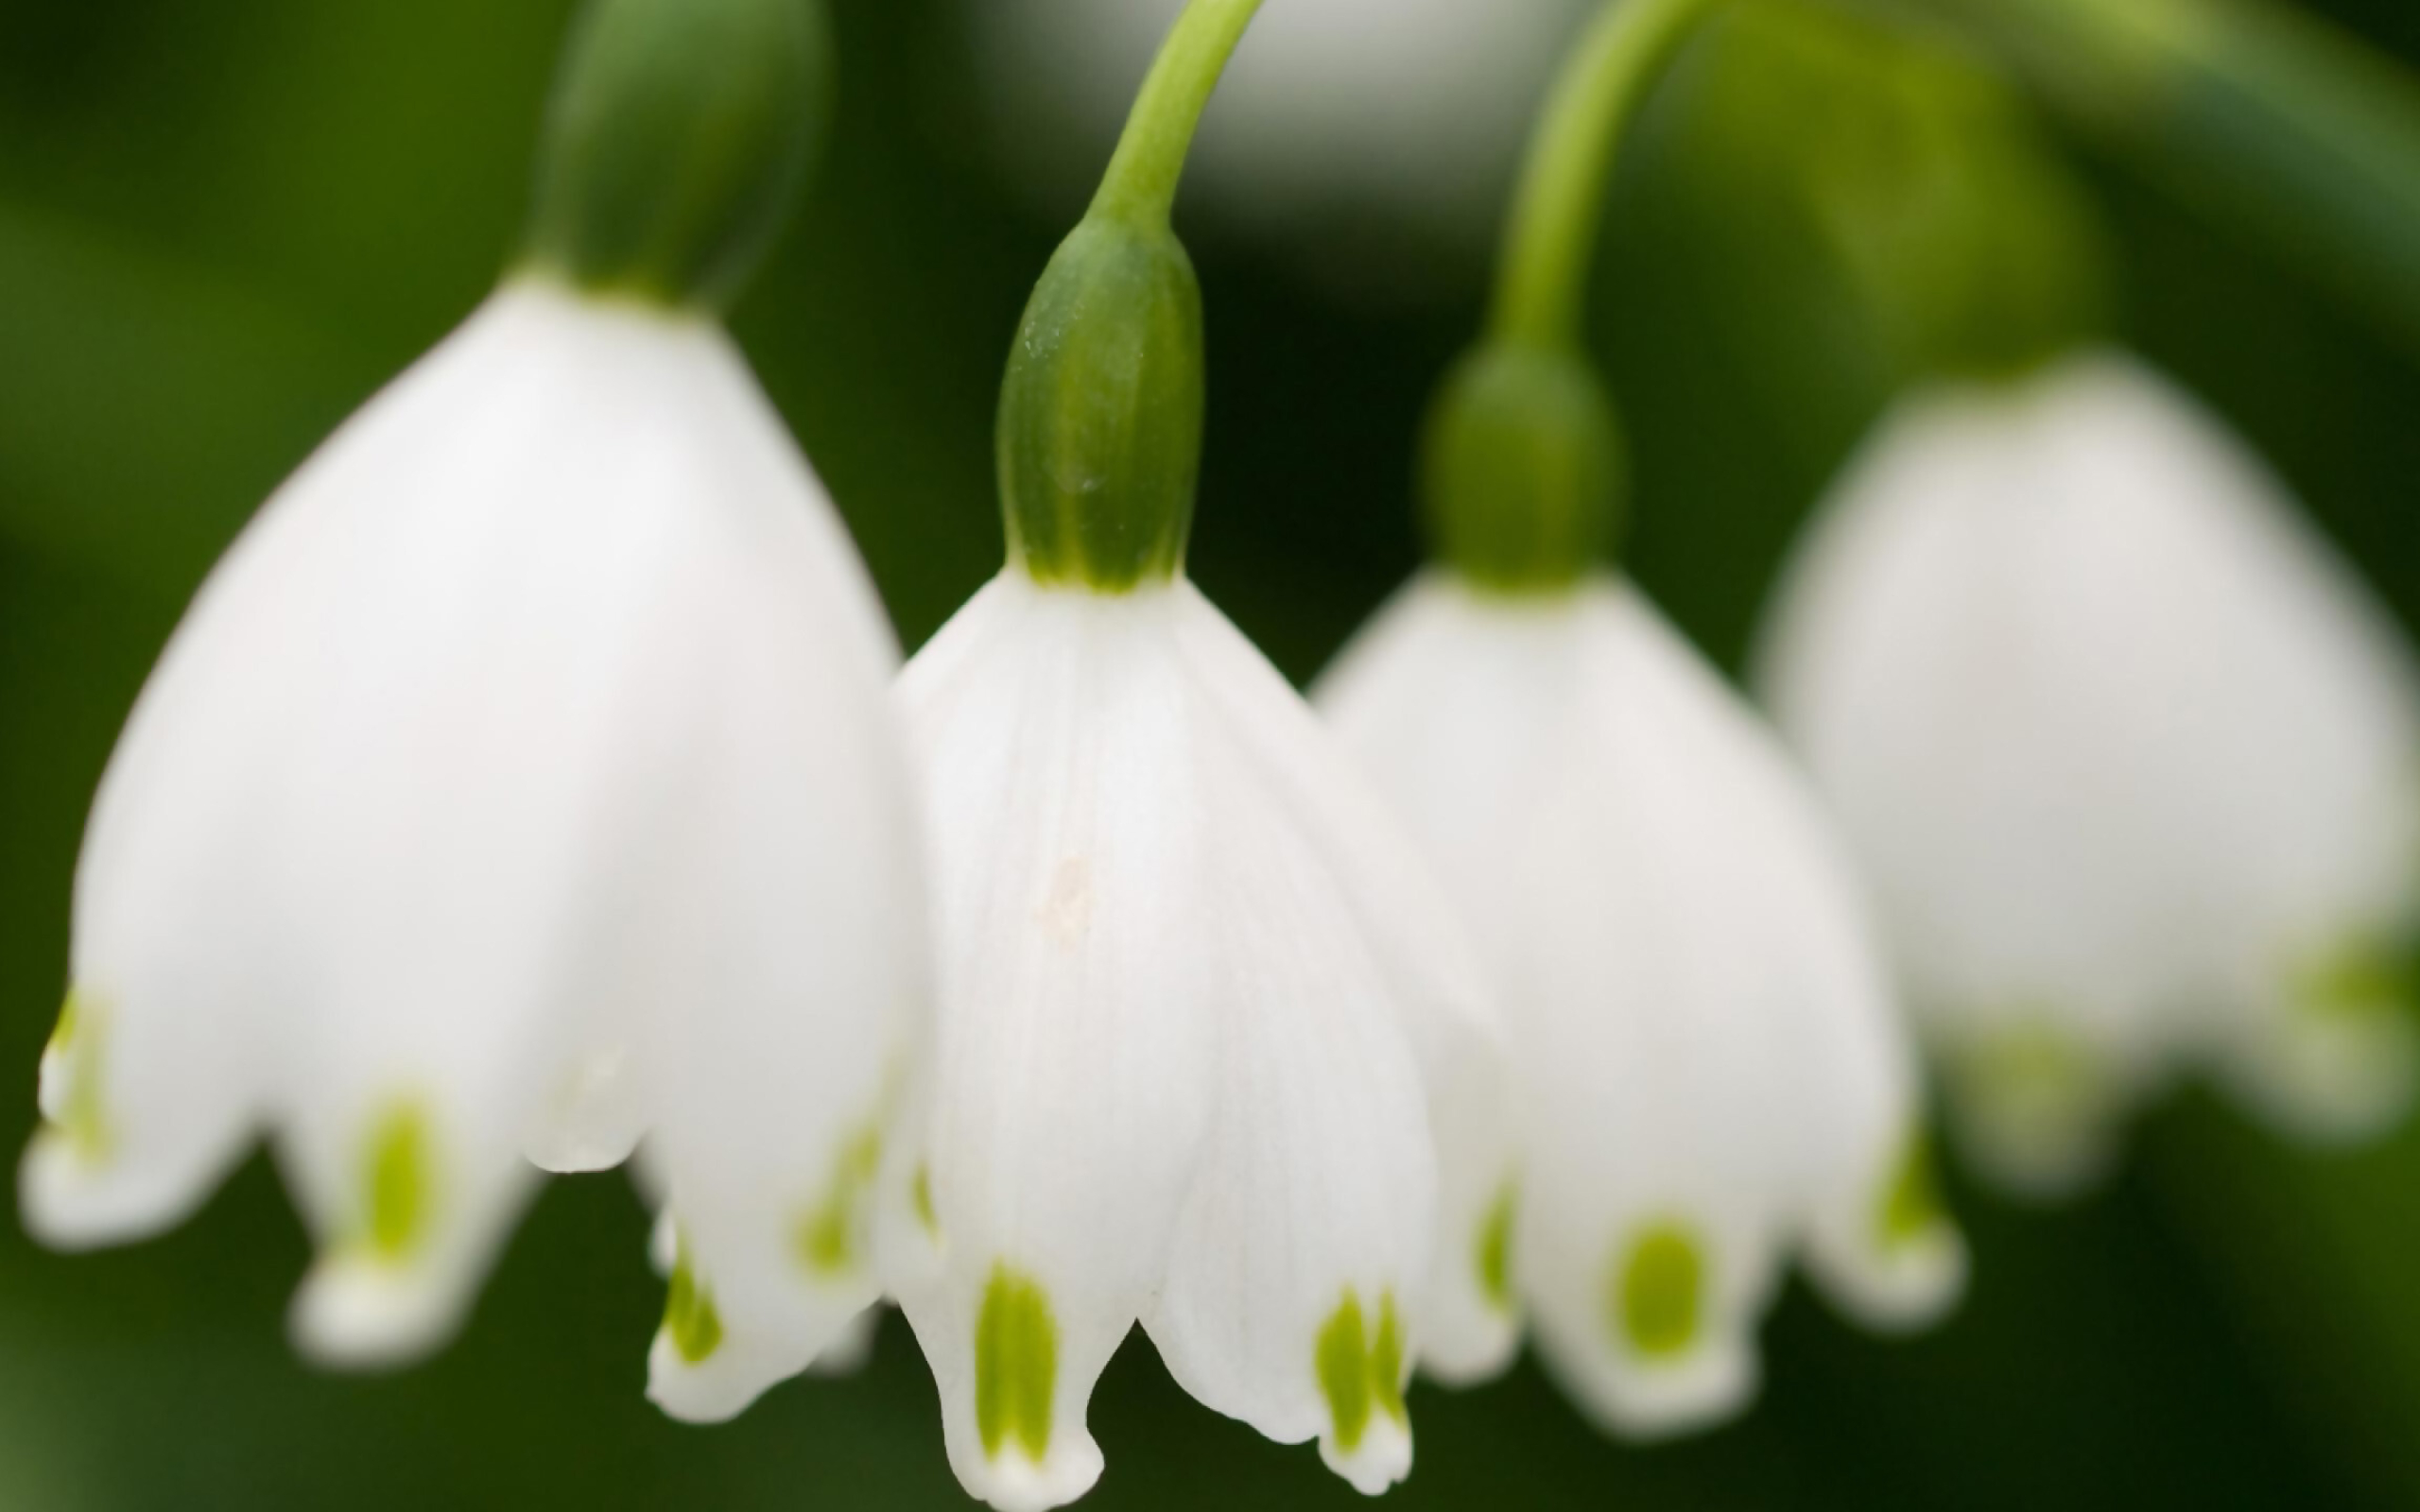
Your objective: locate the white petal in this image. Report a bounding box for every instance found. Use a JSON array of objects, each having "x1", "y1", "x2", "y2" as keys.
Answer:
[
  {"x1": 1322, "y1": 578, "x2": 1777, "y2": 1435},
  {"x1": 1142, "y1": 587, "x2": 1438, "y2": 1494},
  {"x1": 608, "y1": 362, "x2": 930, "y2": 1422},
  {"x1": 1758, "y1": 351, "x2": 2420, "y2": 1178},
  {"x1": 897, "y1": 577, "x2": 1219, "y2": 1512},
  {"x1": 1188, "y1": 587, "x2": 1519, "y2": 1388}
]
